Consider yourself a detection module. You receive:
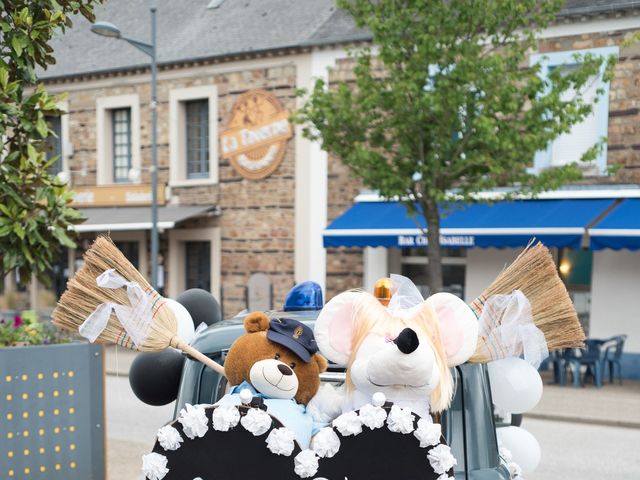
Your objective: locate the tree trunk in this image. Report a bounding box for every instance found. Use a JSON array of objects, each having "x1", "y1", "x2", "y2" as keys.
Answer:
[{"x1": 423, "y1": 197, "x2": 443, "y2": 294}]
